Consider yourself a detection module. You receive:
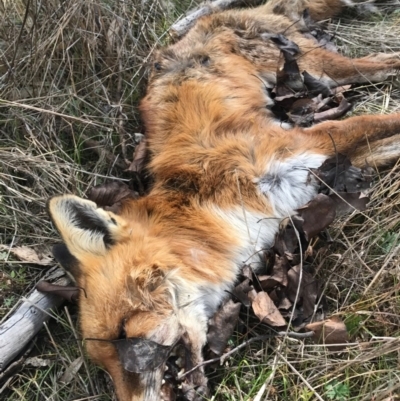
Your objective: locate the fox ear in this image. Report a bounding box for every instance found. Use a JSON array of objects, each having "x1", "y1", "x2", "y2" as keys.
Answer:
[{"x1": 48, "y1": 195, "x2": 128, "y2": 258}]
